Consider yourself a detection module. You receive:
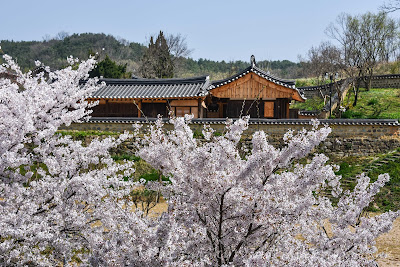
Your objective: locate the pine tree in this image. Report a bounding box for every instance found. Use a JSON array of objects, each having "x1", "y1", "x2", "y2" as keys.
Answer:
[
  {"x1": 89, "y1": 55, "x2": 131, "y2": 78},
  {"x1": 139, "y1": 31, "x2": 174, "y2": 78}
]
